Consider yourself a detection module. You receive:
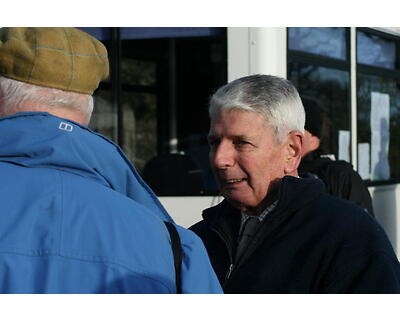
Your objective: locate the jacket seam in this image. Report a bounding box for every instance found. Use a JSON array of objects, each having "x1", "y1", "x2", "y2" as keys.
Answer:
[{"x1": 0, "y1": 248, "x2": 173, "y2": 292}]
